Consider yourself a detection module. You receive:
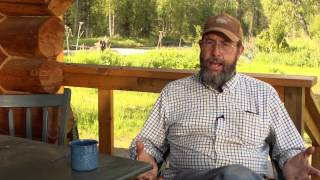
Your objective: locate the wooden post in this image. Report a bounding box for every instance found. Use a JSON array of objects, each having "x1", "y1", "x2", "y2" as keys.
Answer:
[
  {"x1": 284, "y1": 87, "x2": 305, "y2": 134},
  {"x1": 274, "y1": 86, "x2": 285, "y2": 102},
  {"x1": 0, "y1": 17, "x2": 64, "y2": 58},
  {"x1": 98, "y1": 89, "x2": 114, "y2": 155},
  {"x1": 0, "y1": 0, "x2": 74, "y2": 16}
]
